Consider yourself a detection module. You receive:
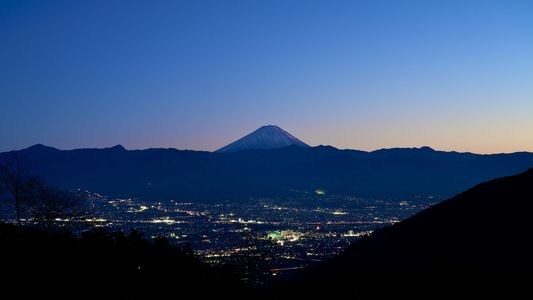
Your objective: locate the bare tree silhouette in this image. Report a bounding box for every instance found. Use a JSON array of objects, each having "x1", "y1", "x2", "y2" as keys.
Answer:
[
  {"x1": 27, "y1": 183, "x2": 87, "y2": 229},
  {"x1": 0, "y1": 153, "x2": 40, "y2": 225}
]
